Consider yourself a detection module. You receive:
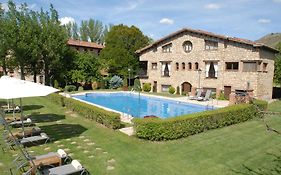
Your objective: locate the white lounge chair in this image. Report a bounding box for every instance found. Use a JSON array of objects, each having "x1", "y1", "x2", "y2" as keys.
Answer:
[
  {"x1": 20, "y1": 133, "x2": 49, "y2": 147},
  {"x1": 189, "y1": 89, "x2": 202, "y2": 100},
  {"x1": 40, "y1": 160, "x2": 89, "y2": 175},
  {"x1": 9, "y1": 118, "x2": 33, "y2": 128},
  {"x1": 197, "y1": 90, "x2": 212, "y2": 101}
]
